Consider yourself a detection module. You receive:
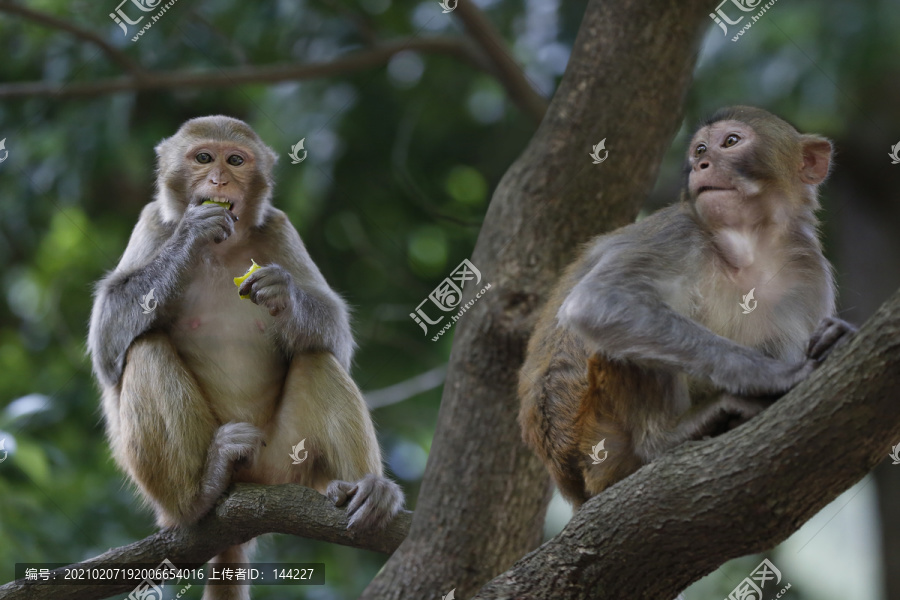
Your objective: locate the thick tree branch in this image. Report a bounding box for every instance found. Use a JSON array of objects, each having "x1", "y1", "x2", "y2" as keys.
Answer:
[
  {"x1": 452, "y1": 1, "x2": 548, "y2": 123},
  {"x1": 361, "y1": 0, "x2": 715, "y2": 598},
  {"x1": 0, "y1": 483, "x2": 412, "y2": 600},
  {"x1": 0, "y1": 36, "x2": 484, "y2": 100},
  {"x1": 0, "y1": 2, "x2": 145, "y2": 77},
  {"x1": 474, "y1": 288, "x2": 900, "y2": 599}
]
